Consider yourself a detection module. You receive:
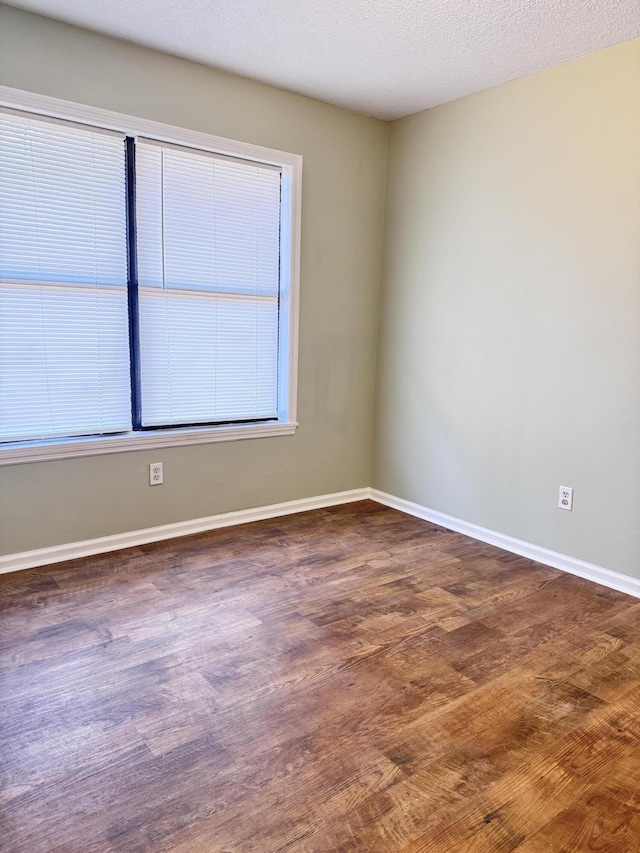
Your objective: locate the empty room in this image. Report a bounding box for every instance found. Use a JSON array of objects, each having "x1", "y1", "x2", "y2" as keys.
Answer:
[{"x1": 1, "y1": 1, "x2": 639, "y2": 851}]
